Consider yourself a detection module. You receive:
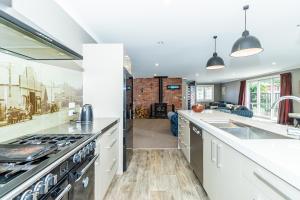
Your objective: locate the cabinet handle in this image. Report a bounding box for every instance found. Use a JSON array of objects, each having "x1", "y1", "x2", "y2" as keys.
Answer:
[
  {"x1": 211, "y1": 140, "x2": 216, "y2": 163},
  {"x1": 253, "y1": 171, "x2": 292, "y2": 200},
  {"x1": 217, "y1": 144, "x2": 222, "y2": 168},
  {"x1": 105, "y1": 139, "x2": 118, "y2": 149},
  {"x1": 107, "y1": 127, "x2": 117, "y2": 136},
  {"x1": 106, "y1": 159, "x2": 117, "y2": 172}
]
